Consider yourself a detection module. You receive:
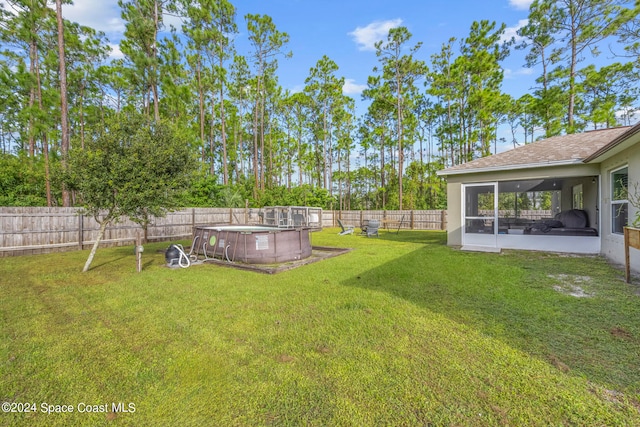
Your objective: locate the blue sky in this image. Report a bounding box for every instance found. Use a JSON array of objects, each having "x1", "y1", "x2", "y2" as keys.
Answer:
[
  {"x1": 56, "y1": 0, "x2": 536, "y2": 115},
  {"x1": 231, "y1": 0, "x2": 535, "y2": 102}
]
